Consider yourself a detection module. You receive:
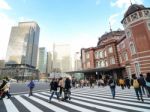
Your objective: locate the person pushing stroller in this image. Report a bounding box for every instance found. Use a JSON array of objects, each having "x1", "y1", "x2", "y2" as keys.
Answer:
[{"x1": 62, "y1": 77, "x2": 71, "y2": 101}]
